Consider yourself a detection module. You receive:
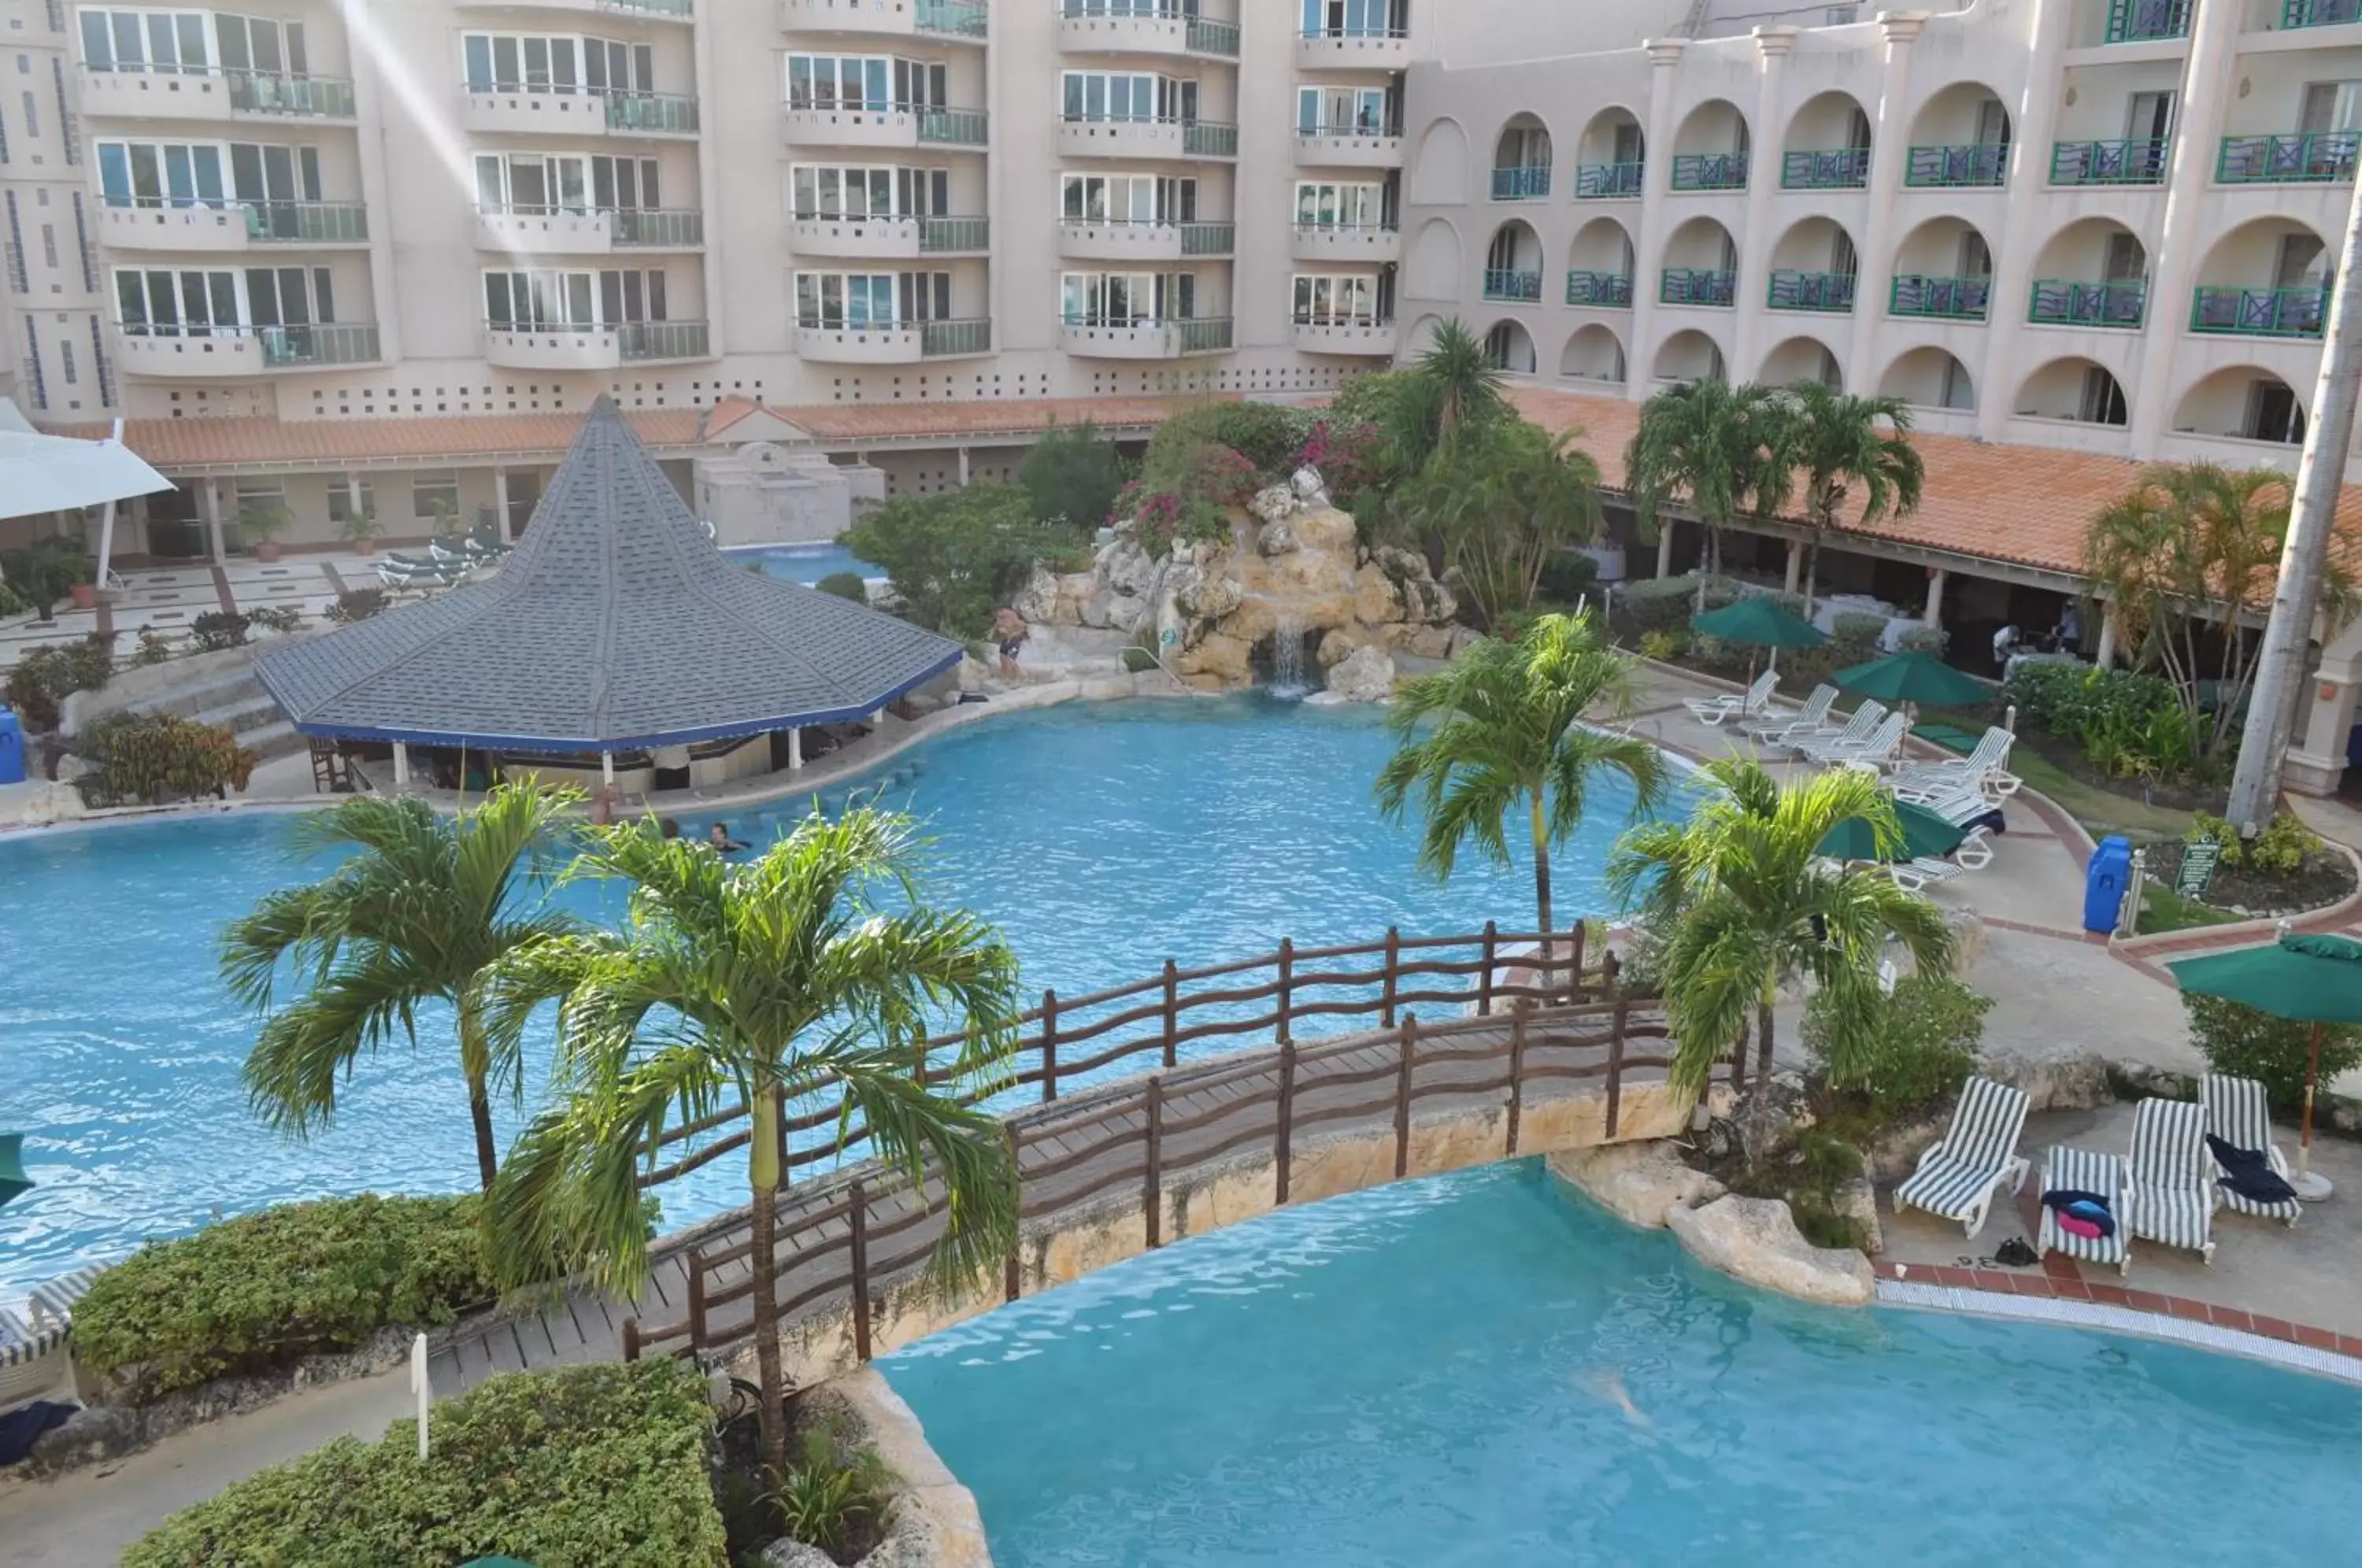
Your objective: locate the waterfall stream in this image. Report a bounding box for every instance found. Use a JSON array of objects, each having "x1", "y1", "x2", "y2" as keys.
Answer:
[{"x1": 1268, "y1": 614, "x2": 1312, "y2": 701}]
